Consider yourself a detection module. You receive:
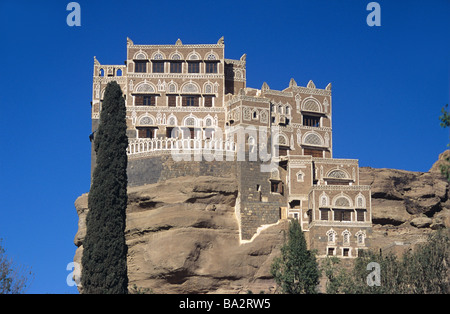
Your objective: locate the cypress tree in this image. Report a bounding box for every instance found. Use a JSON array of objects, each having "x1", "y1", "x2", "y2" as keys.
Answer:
[
  {"x1": 81, "y1": 81, "x2": 129, "y2": 294},
  {"x1": 271, "y1": 219, "x2": 319, "y2": 294}
]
